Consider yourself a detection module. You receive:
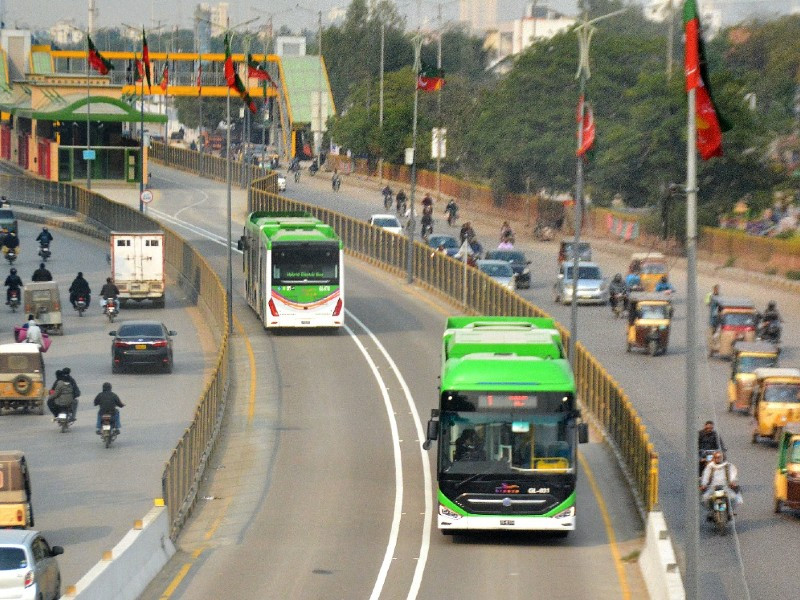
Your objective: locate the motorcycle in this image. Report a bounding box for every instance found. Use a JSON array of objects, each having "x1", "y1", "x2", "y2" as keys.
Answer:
[
  {"x1": 8, "y1": 289, "x2": 19, "y2": 313},
  {"x1": 102, "y1": 298, "x2": 118, "y2": 323},
  {"x1": 38, "y1": 244, "x2": 51, "y2": 261},
  {"x1": 610, "y1": 291, "x2": 626, "y2": 318},
  {"x1": 421, "y1": 218, "x2": 434, "y2": 241},
  {"x1": 446, "y1": 208, "x2": 458, "y2": 227},
  {"x1": 332, "y1": 175, "x2": 341, "y2": 192},
  {"x1": 55, "y1": 410, "x2": 72, "y2": 434},
  {"x1": 293, "y1": 169, "x2": 301, "y2": 183},
  {"x1": 99, "y1": 414, "x2": 118, "y2": 449},
  {"x1": 708, "y1": 485, "x2": 731, "y2": 535},
  {"x1": 74, "y1": 296, "x2": 87, "y2": 317},
  {"x1": 383, "y1": 191, "x2": 393, "y2": 210},
  {"x1": 4, "y1": 248, "x2": 16, "y2": 264},
  {"x1": 757, "y1": 319, "x2": 781, "y2": 344},
  {"x1": 309, "y1": 162, "x2": 319, "y2": 176}
]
